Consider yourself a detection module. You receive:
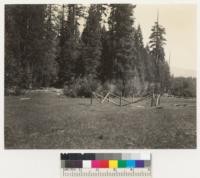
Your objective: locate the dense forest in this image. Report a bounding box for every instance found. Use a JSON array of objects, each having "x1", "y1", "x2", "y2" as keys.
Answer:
[{"x1": 5, "y1": 4, "x2": 195, "y2": 97}]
